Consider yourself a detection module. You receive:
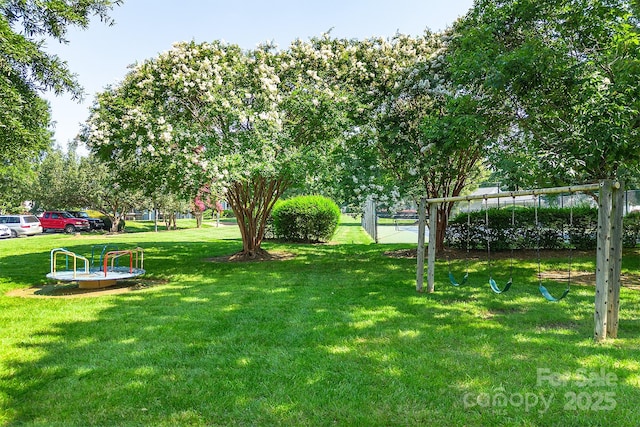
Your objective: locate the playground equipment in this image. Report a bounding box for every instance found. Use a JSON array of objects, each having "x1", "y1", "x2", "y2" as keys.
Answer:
[
  {"x1": 535, "y1": 195, "x2": 571, "y2": 302},
  {"x1": 447, "y1": 201, "x2": 470, "y2": 287},
  {"x1": 415, "y1": 180, "x2": 624, "y2": 342},
  {"x1": 47, "y1": 245, "x2": 145, "y2": 289},
  {"x1": 485, "y1": 196, "x2": 515, "y2": 294}
]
